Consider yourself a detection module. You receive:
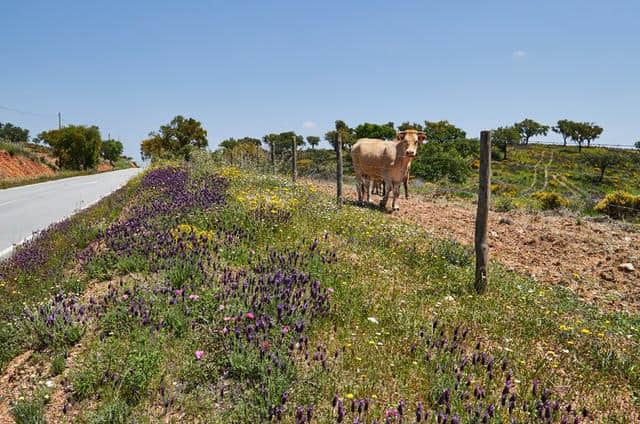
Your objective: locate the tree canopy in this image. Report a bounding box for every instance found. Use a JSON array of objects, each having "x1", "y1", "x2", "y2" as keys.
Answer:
[
  {"x1": 514, "y1": 119, "x2": 549, "y2": 144},
  {"x1": 0, "y1": 122, "x2": 29, "y2": 143},
  {"x1": 38, "y1": 125, "x2": 102, "y2": 170},
  {"x1": 220, "y1": 137, "x2": 261, "y2": 151},
  {"x1": 398, "y1": 122, "x2": 425, "y2": 132},
  {"x1": 354, "y1": 122, "x2": 396, "y2": 140},
  {"x1": 140, "y1": 115, "x2": 208, "y2": 161},
  {"x1": 101, "y1": 139, "x2": 123, "y2": 163},
  {"x1": 424, "y1": 120, "x2": 466, "y2": 143}
]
